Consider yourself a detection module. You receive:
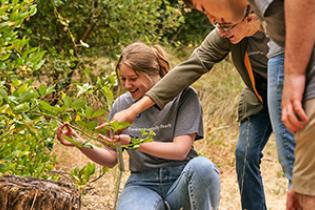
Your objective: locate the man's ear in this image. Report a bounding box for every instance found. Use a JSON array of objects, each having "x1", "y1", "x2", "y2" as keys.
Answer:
[{"x1": 245, "y1": 13, "x2": 258, "y2": 22}]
